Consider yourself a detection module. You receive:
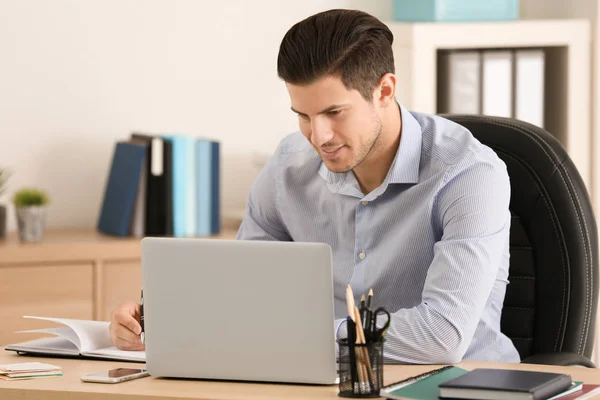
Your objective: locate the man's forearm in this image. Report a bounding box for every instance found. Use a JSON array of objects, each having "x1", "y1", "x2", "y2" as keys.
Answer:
[{"x1": 335, "y1": 302, "x2": 471, "y2": 365}]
